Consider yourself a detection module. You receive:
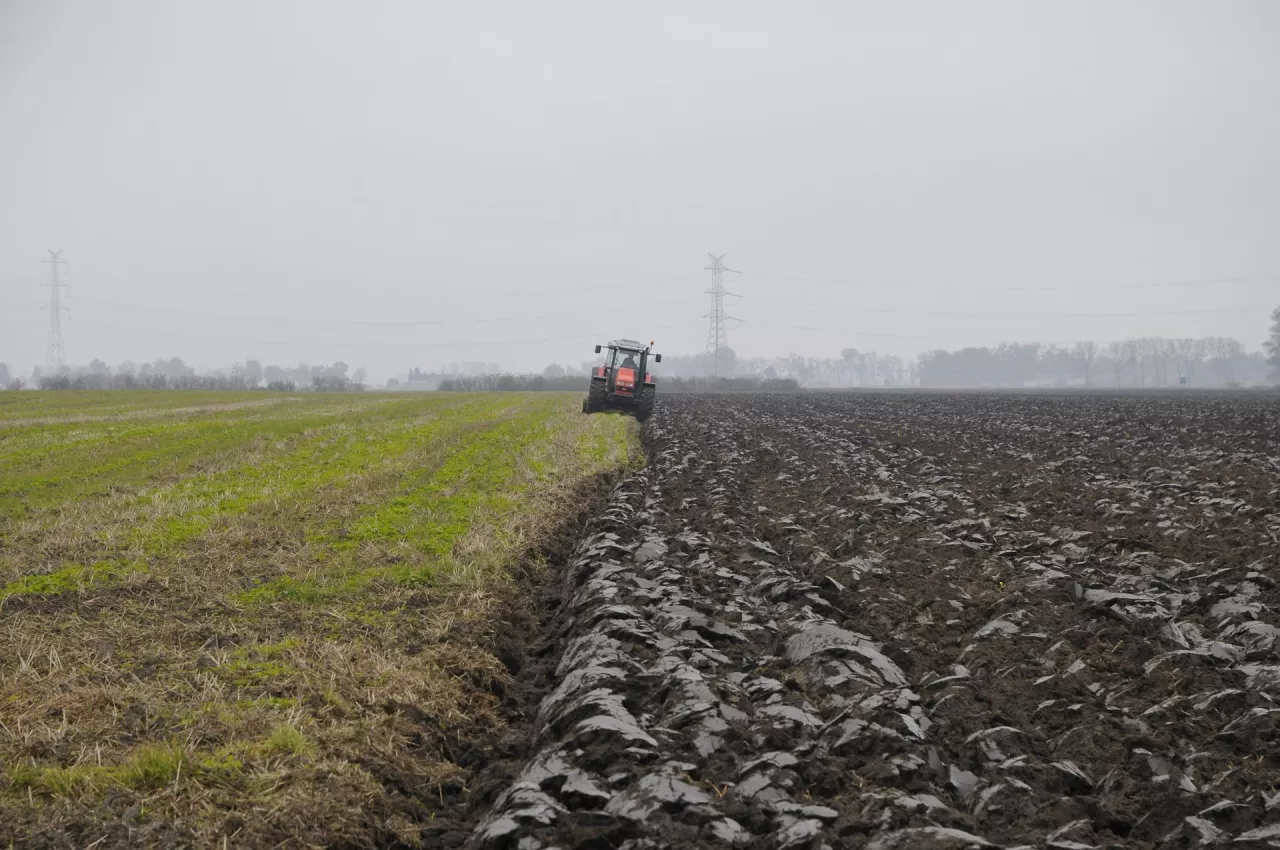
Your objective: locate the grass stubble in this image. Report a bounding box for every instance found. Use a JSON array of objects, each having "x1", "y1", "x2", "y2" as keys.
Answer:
[{"x1": 0, "y1": 390, "x2": 641, "y2": 847}]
